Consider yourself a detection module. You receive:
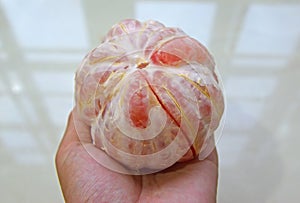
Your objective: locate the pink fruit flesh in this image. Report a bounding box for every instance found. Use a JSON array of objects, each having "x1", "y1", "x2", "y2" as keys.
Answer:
[
  {"x1": 151, "y1": 51, "x2": 184, "y2": 67},
  {"x1": 75, "y1": 19, "x2": 224, "y2": 171}
]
